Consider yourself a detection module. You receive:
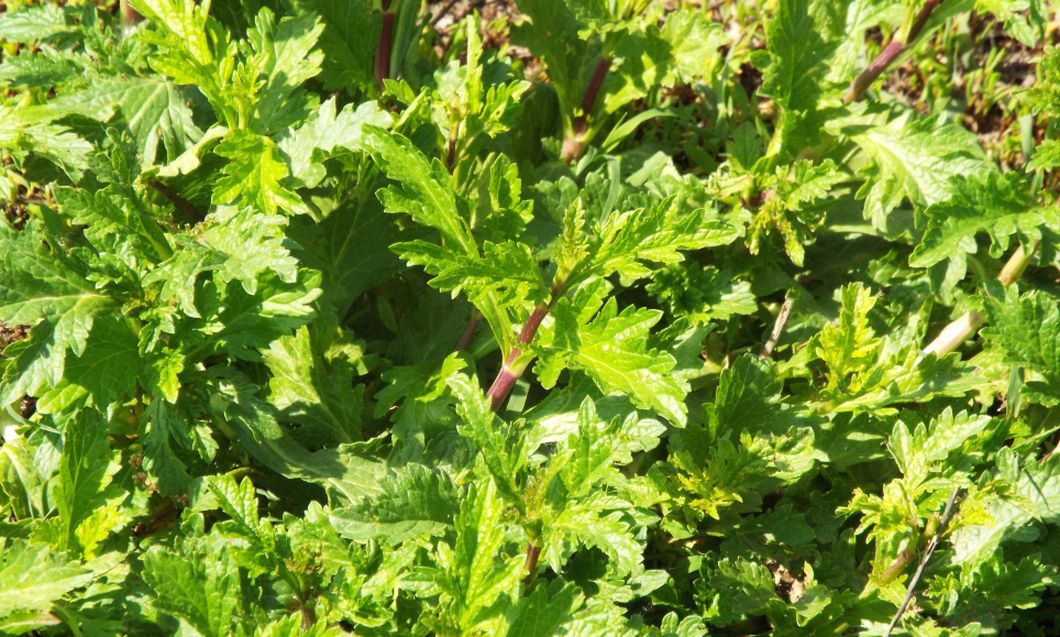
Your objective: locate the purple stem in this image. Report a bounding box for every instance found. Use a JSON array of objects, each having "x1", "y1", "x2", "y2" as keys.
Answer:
[
  {"x1": 455, "y1": 313, "x2": 481, "y2": 351},
  {"x1": 375, "y1": 1, "x2": 395, "y2": 87},
  {"x1": 120, "y1": 0, "x2": 143, "y2": 26},
  {"x1": 561, "y1": 57, "x2": 613, "y2": 163},
  {"x1": 844, "y1": 0, "x2": 945, "y2": 103},
  {"x1": 485, "y1": 287, "x2": 560, "y2": 412}
]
